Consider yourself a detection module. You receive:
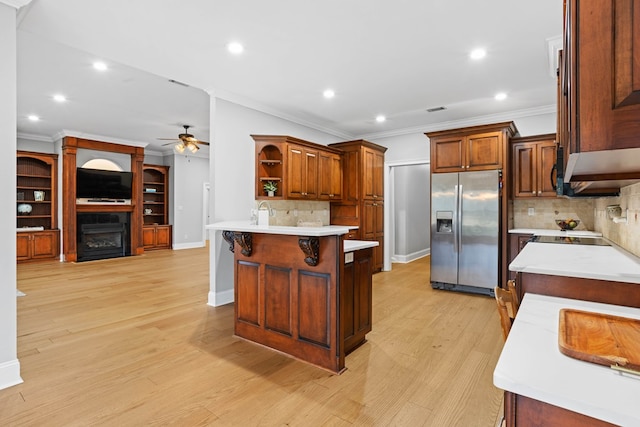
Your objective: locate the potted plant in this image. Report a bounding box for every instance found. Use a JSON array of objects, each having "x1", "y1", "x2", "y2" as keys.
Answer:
[{"x1": 263, "y1": 181, "x2": 277, "y2": 197}]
